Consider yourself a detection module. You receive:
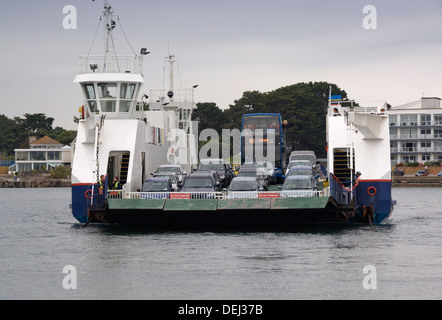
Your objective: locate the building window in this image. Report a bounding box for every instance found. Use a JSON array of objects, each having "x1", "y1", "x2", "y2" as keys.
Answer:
[
  {"x1": 390, "y1": 141, "x2": 398, "y2": 152},
  {"x1": 402, "y1": 142, "x2": 417, "y2": 152},
  {"x1": 17, "y1": 163, "x2": 32, "y2": 171},
  {"x1": 400, "y1": 114, "x2": 418, "y2": 126},
  {"x1": 30, "y1": 151, "x2": 45, "y2": 161},
  {"x1": 420, "y1": 142, "x2": 431, "y2": 152},
  {"x1": 33, "y1": 163, "x2": 47, "y2": 171},
  {"x1": 16, "y1": 151, "x2": 29, "y2": 161},
  {"x1": 420, "y1": 128, "x2": 431, "y2": 138},
  {"x1": 389, "y1": 115, "x2": 397, "y2": 126},
  {"x1": 422, "y1": 154, "x2": 430, "y2": 162},
  {"x1": 400, "y1": 128, "x2": 418, "y2": 139},
  {"x1": 420, "y1": 114, "x2": 431, "y2": 126},
  {"x1": 435, "y1": 129, "x2": 442, "y2": 138},
  {"x1": 389, "y1": 127, "x2": 397, "y2": 139},
  {"x1": 435, "y1": 114, "x2": 442, "y2": 125},
  {"x1": 402, "y1": 155, "x2": 416, "y2": 163},
  {"x1": 47, "y1": 151, "x2": 61, "y2": 160}
]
